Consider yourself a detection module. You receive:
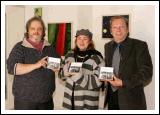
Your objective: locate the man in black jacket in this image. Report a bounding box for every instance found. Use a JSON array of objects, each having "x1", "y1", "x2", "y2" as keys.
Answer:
[
  {"x1": 7, "y1": 17, "x2": 58, "y2": 110},
  {"x1": 103, "y1": 16, "x2": 153, "y2": 110}
]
